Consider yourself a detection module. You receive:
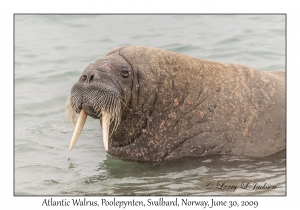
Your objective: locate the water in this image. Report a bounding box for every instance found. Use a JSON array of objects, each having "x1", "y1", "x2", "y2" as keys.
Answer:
[{"x1": 14, "y1": 15, "x2": 286, "y2": 196}]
